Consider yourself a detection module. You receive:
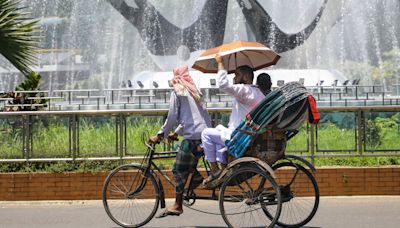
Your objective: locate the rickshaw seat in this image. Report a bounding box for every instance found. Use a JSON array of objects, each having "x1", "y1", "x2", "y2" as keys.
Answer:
[{"x1": 226, "y1": 82, "x2": 320, "y2": 163}]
